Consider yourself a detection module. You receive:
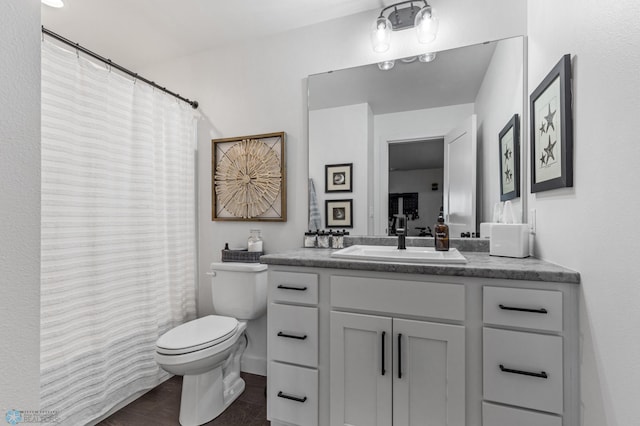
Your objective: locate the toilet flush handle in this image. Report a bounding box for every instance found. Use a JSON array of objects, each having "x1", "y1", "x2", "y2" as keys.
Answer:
[{"x1": 206, "y1": 271, "x2": 216, "y2": 277}]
